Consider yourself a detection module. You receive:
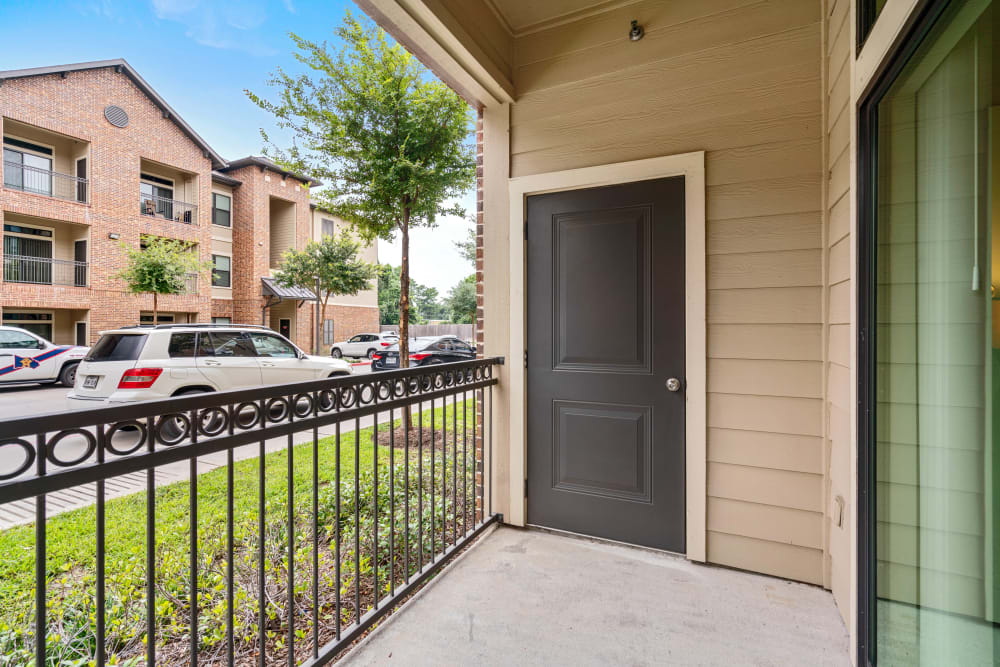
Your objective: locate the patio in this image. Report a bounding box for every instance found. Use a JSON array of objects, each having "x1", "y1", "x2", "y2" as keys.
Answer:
[{"x1": 343, "y1": 526, "x2": 850, "y2": 666}]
